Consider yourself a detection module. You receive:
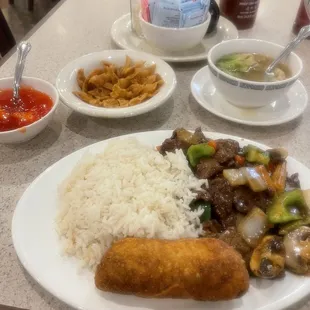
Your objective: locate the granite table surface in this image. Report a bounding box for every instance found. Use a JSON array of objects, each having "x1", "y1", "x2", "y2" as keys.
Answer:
[{"x1": 1, "y1": 0, "x2": 310, "y2": 309}]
